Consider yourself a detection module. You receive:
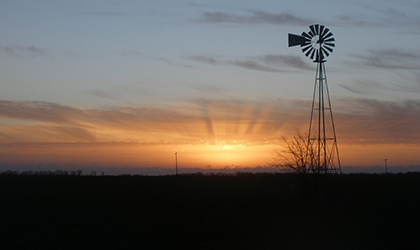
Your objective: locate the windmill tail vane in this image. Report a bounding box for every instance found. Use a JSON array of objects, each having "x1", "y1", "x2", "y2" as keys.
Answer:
[{"x1": 288, "y1": 24, "x2": 335, "y2": 63}]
